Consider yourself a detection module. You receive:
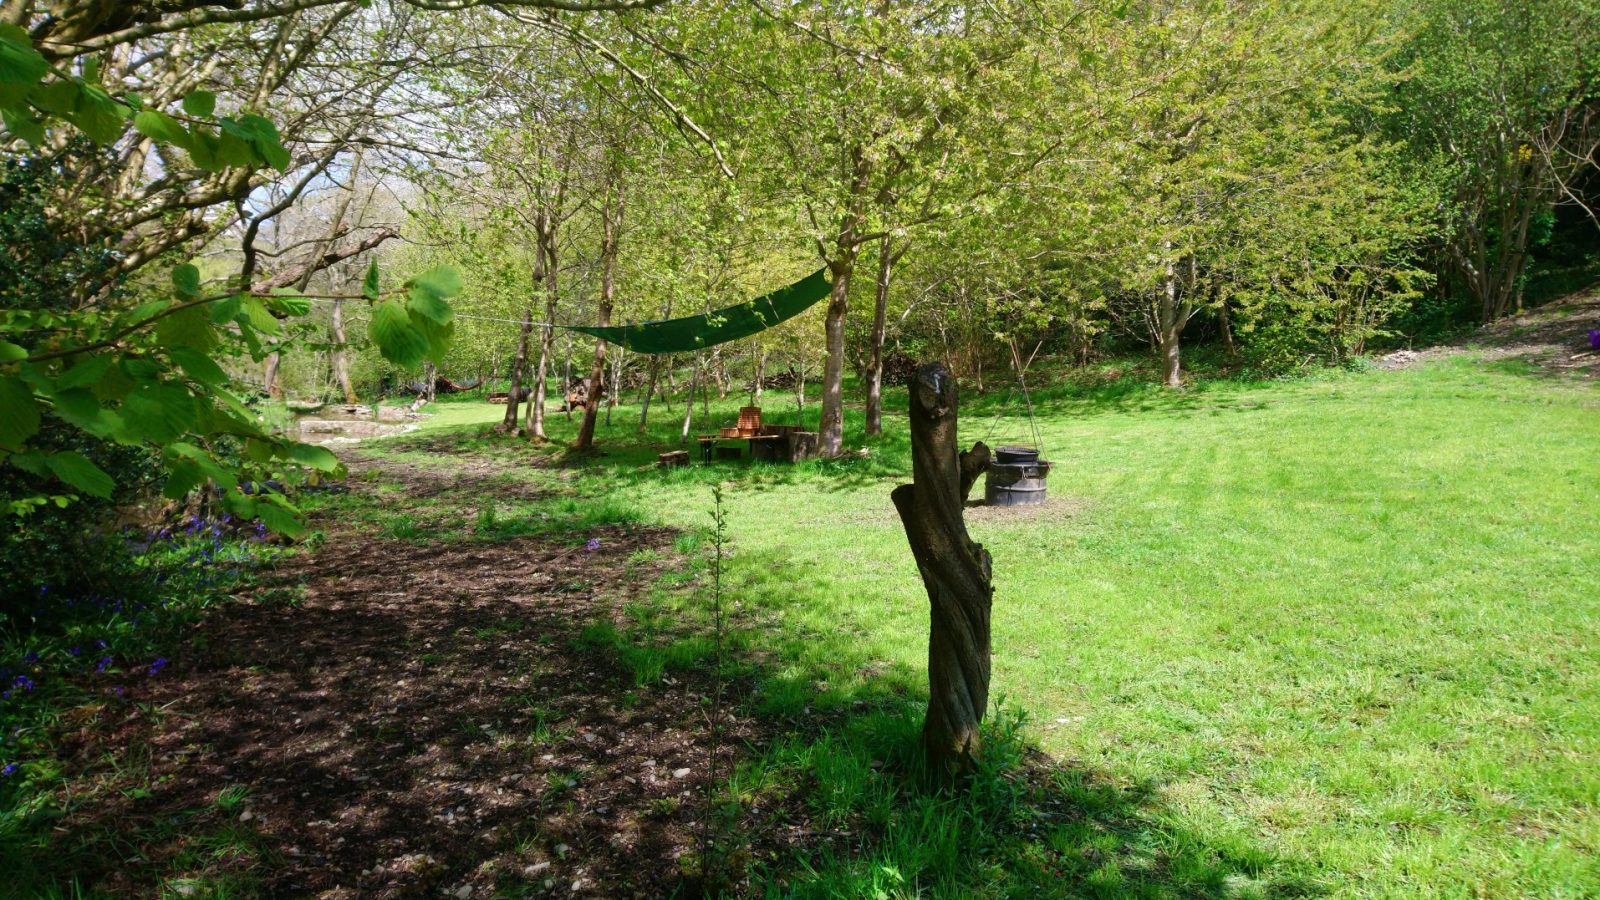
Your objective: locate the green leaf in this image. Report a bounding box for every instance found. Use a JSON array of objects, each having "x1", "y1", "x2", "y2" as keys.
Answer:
[
  {"x1": 242, "y1": 297, "x2": 280, "y2": 336},
  {"x1": 241, "y1": 114, "x2": 291, "y2": 171},
  {"x1": 30, "y1": 78, "x2": 79, "y2": 115},
  {"x1": 182, "y1": 90, "x2": 216, "y2": 117},
  {"x1": 406, "y1": 266, "x2": 462, "y2": 300},
  {"x1": 208, "y1": 293, "x2": 244, "y2": 325},
  {"x1": 171, "y1": 263, "x2": 202, "y2": 299},
  {"x1": 120, "y1": 382, "x2": 198, "y2": 444},
  {"x1": 91, "y1": 362, "x2": 135, "y2": 402},
  {"x1": 286, "y1": 442, "x2": 341, "y2": 473},
  {"x1": 120, "y1": 299, "x2": 172, "y2": 329},
  {"x1": 47, "y1": 387, "x2": 116, "y2": 438},
  {"x1": 221, "y1": 114, "x2": 290, "y2": 171},
  {"x1": 369, "y1": 300, "x2": 429, "y2": 368},
  {"x1": 163, "y1": 460, "x2": 204, "y2": 500},
  {"x1": 0, "y1": 25, "x2": 48, "y2": 107},
  {"x1": 265, "y1": 291, "x2": 311, "y2": 317},
  {"x1": 216, "y1": 130, "x2": 255, "y2": 167},
  {"x1": 56, "y1": 355, "x2": 112, "y2": 390},
  {"x1": 45, "y1": 451, "x2": 114, "y2": 498},
  {"x1": 6, "y1": 449, "x2": 46, "y2": 476},
  {"x1": 65, "y1": 80, "x2": 128, "y2": 144},
  {"x1": 133, "y1": 109, "x2": 190, "y2": 147},
  {"x1": 363, "y1": 259, "x2": 381, "y2": 300},
  {"x1": 169, "y1": 346, "x2": 228, "y2": 386},
  {"x1": 0, "y1": 376, "x2": 39, "y2": 451},
  {"x1": 166, "y1": 442, "x2": 237, "y2": 491},
  {"x1": 253, "y1": 497, "x2": 305, "y2": 538},
  {"x1": 406, "y1": 287, "x2": 453, "y2": 327},
  {"x1": 0, "y1": 340, "x2": 26, "y2": 362},
  {"x1": 412, "y1": 313, "x2": 455, "y2": 360},
  {"x1": 155, "y1": 305, "x2": 216, "y2": 352},
  {"x1": 187, "y1": 130, "x2": 222, "y2": 170},
  {"x1": 2, "y1": 106, "x2": 43, "y2": 145}
]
